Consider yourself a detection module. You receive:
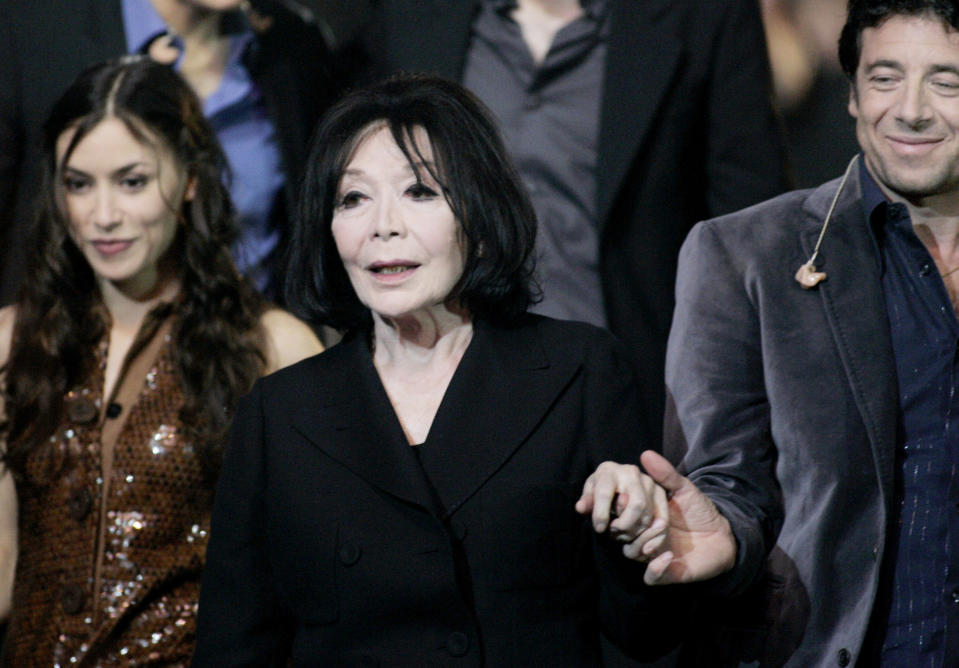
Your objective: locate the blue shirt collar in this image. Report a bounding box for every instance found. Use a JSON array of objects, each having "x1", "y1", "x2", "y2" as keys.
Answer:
[
  {"x1": 858, "y1": 154, "x2": 915, "y2": 237},
  {"x1": 122, "y1": 0, "x2": 169, "y2": 54},
  {"x1": 120, "y1": 0, "x2": 257, "y2": 118},
  {"x1": 858, "y1": 155, "x2": 889, "y2": 223}
]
